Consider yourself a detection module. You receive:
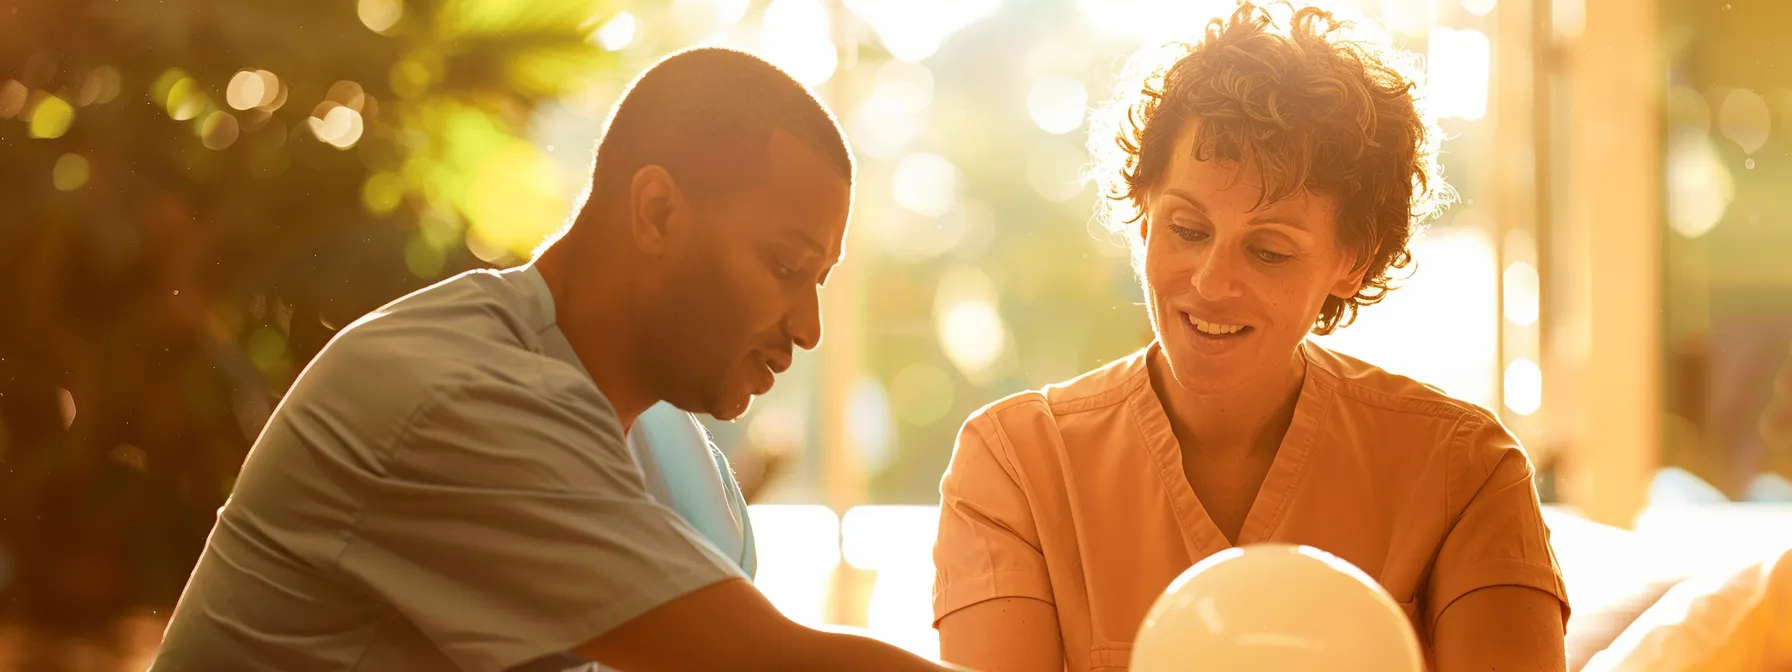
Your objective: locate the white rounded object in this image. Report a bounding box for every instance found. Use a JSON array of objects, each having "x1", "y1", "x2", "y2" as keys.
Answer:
[{"x1": 1131, "y1": 543, "x2": 1423, "y2": 672}]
